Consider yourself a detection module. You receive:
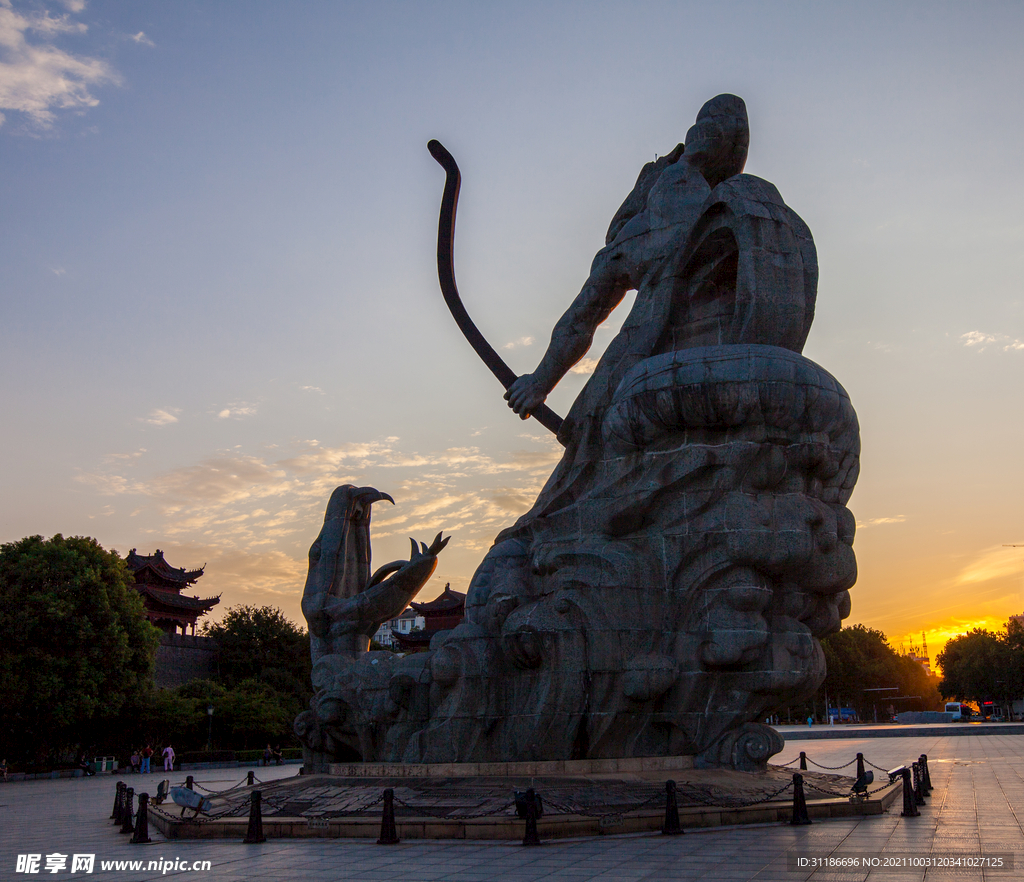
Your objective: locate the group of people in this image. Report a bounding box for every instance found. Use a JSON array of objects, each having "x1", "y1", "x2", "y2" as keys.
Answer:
[
  {"x1": 129, "y1": 744, "x2": 175, "y2": 773},
  {"x1": 262, "y1": 744, "x2": 284, "y2": 766}
]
